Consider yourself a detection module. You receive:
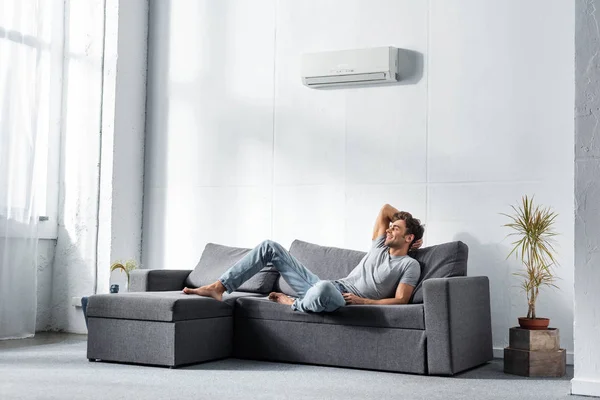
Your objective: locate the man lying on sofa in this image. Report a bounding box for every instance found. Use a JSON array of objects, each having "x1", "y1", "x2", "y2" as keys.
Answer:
[{"x1": 183, "y1": 204, "x2": 425, "y2": 313}]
